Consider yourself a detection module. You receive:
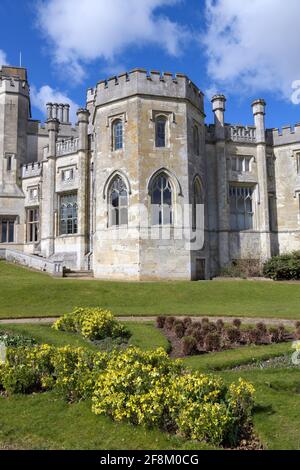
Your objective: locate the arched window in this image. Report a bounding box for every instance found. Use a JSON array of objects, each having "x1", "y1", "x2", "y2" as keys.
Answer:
[
  {"x1": 108, "y1": 176, "x2": 128, "y2": 226},
  {"x1": 155, "y1": 116, "x2": 167, "y2": 148},
  {"x1": 150, "y1": 173, "x2": 173, "y2": 225},
  {"x1": 113, "y1": 119, "x2": 123, "y2": 150},
  {"x1": 193, "y1": 125, "x2": 200, "y2": 155},
  {"x1": 192, "y1": 178, "x2": 203, "y2": 229},
  {"x1": 60, "y1": 193, "x2": 78, "y2": 235}
]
